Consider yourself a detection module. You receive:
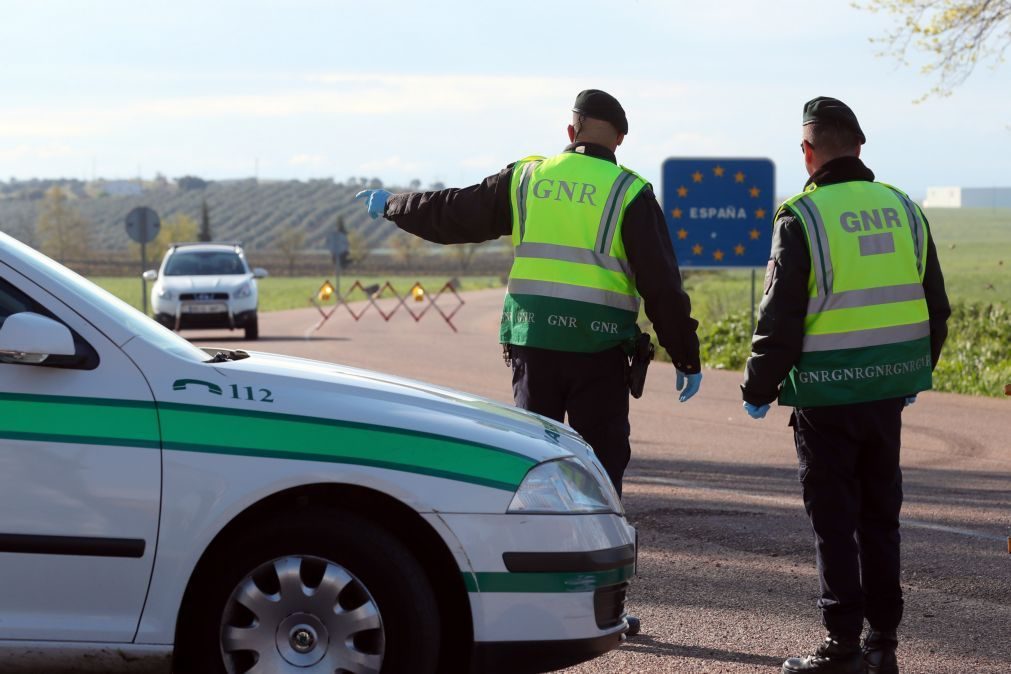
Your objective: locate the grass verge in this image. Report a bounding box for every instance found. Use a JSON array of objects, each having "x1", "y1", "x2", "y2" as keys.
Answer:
[
  {"x1": 91, "y1": 275, "x2": 504, "y2": 313},
  {"x1": 650, "y1": 301, "x2": 1010, "y2": 398}
]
